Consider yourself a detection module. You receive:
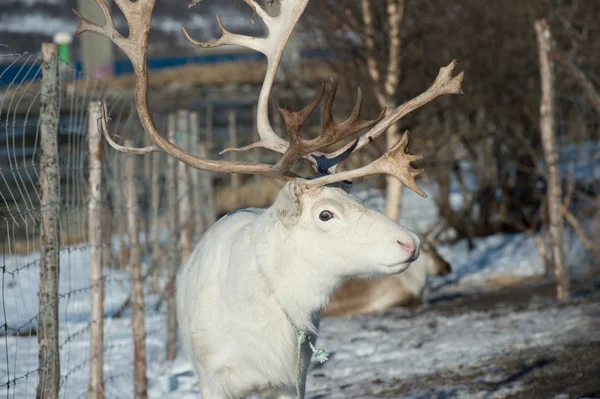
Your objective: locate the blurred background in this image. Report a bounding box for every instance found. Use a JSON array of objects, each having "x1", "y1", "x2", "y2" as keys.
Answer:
[{"x1": 1, "y1": 1, "x2": 599, "y2": 398}]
